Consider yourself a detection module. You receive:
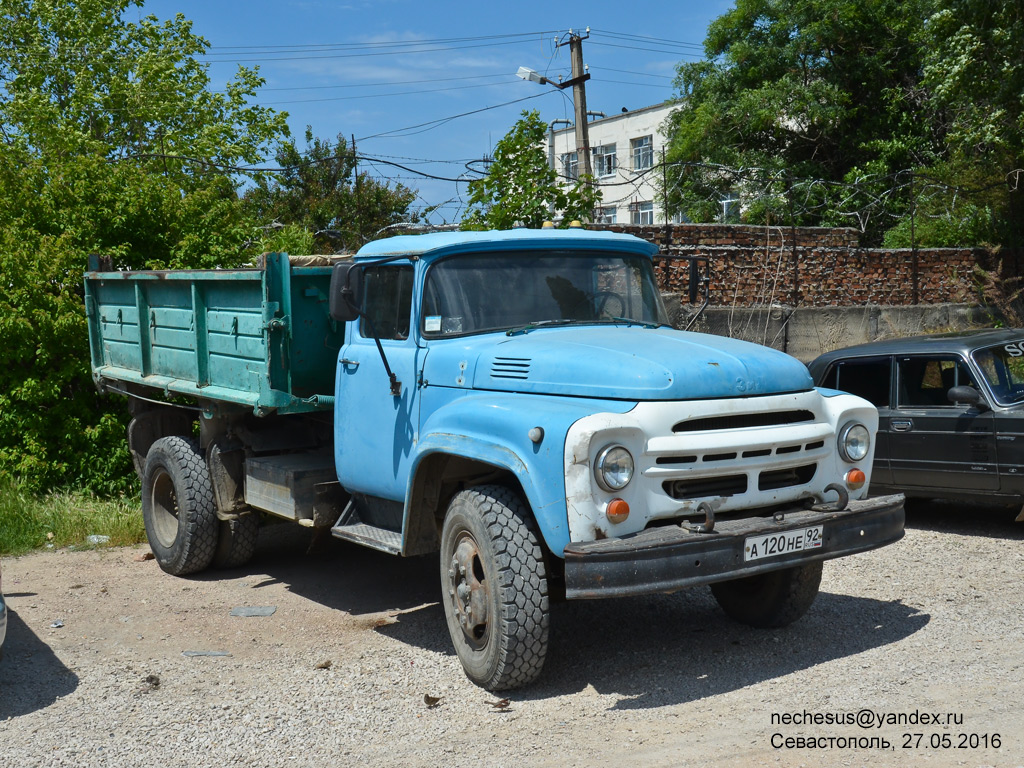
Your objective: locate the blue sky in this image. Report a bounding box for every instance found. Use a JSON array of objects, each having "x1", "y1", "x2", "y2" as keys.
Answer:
[{"x1": 139, "y1": 0, "x2": 733, "y2": 225}]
